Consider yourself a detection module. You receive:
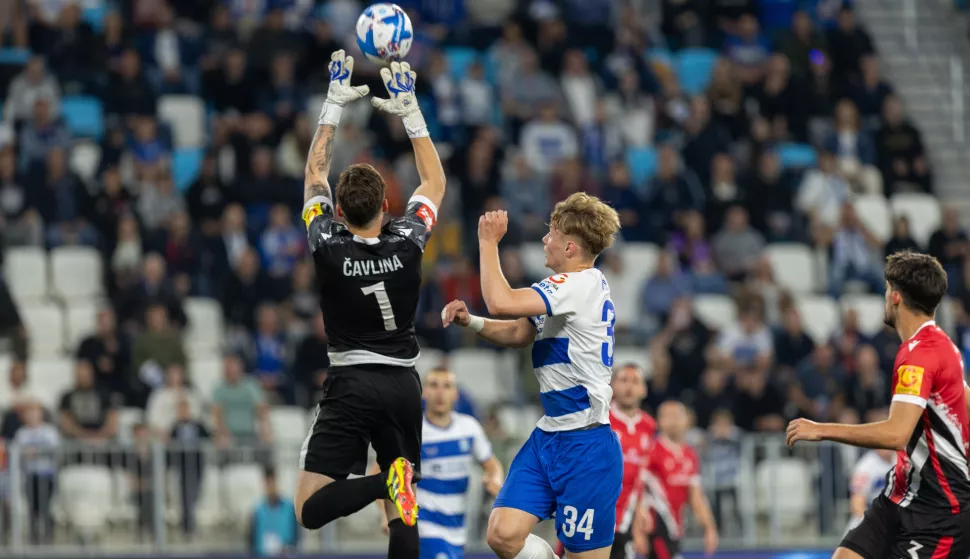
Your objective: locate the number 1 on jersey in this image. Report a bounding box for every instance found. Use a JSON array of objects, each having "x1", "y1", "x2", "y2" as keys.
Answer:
[{"x1": 361, "y1": 281, "x2": 397, "y2": 330}]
